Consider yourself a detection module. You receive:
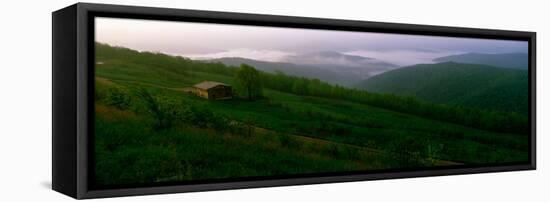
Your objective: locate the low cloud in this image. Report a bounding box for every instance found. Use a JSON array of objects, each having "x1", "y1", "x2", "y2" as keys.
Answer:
[
  {"x1": 183, "y1": 49, "x2": 293, "y2": 62},
  {"x1": 344, "y1": 49, "x2": 464, "y2": 66}
]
